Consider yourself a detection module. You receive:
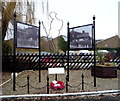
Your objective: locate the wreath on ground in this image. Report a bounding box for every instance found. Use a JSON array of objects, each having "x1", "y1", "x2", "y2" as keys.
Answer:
[{"x1": 50, "y1": 80, "x2": 65, "y2": 90}]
